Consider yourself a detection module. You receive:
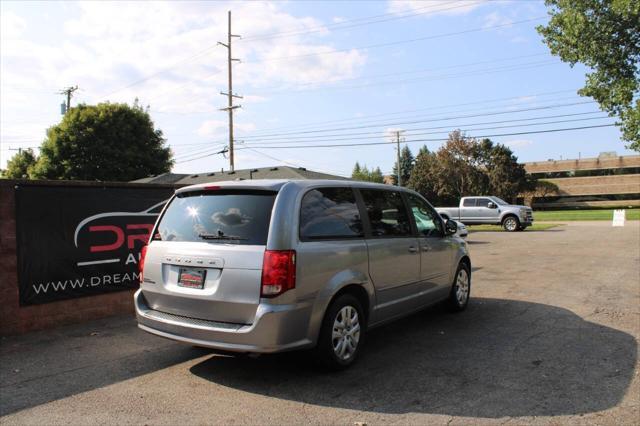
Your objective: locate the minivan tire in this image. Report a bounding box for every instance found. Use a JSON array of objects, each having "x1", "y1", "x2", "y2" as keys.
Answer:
[
  {"x1": 448, "y1": 262, "x2": 471, "y2": 312},
  {"x1": 314, "y1": 293, "x2": 366, "y2": 371}
]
